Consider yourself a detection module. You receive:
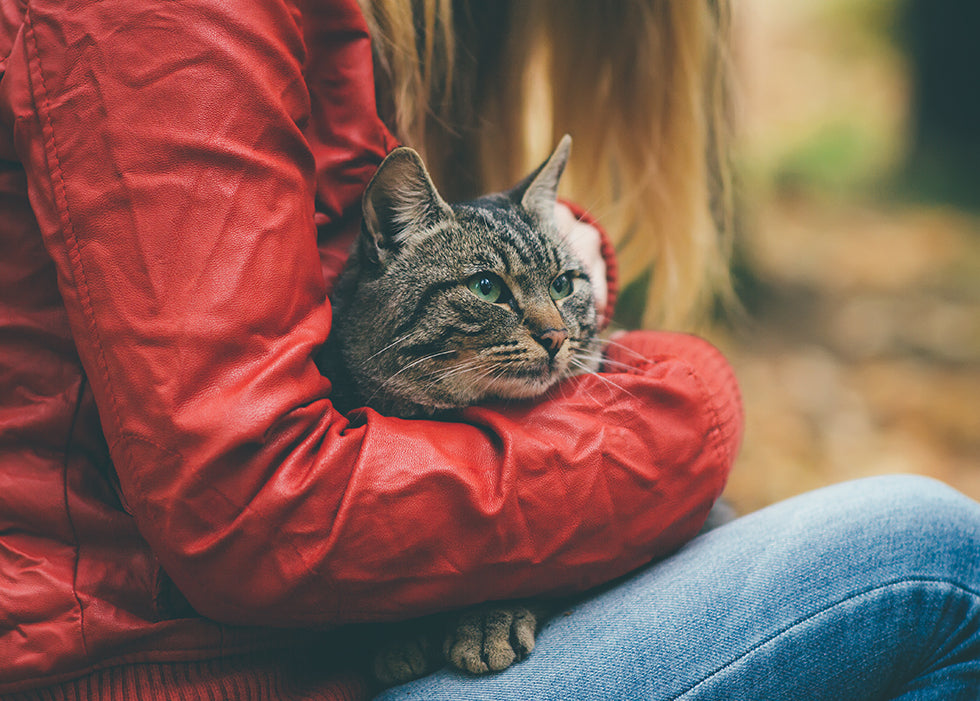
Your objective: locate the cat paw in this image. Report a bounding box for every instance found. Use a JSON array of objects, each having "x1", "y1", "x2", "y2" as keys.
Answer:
[
  {"x1": 372, "y1": 635, "x2": 438, "y2": 686},
  {"x1": 443, "y1": 603, "x2": 538, "y2": 675}
]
